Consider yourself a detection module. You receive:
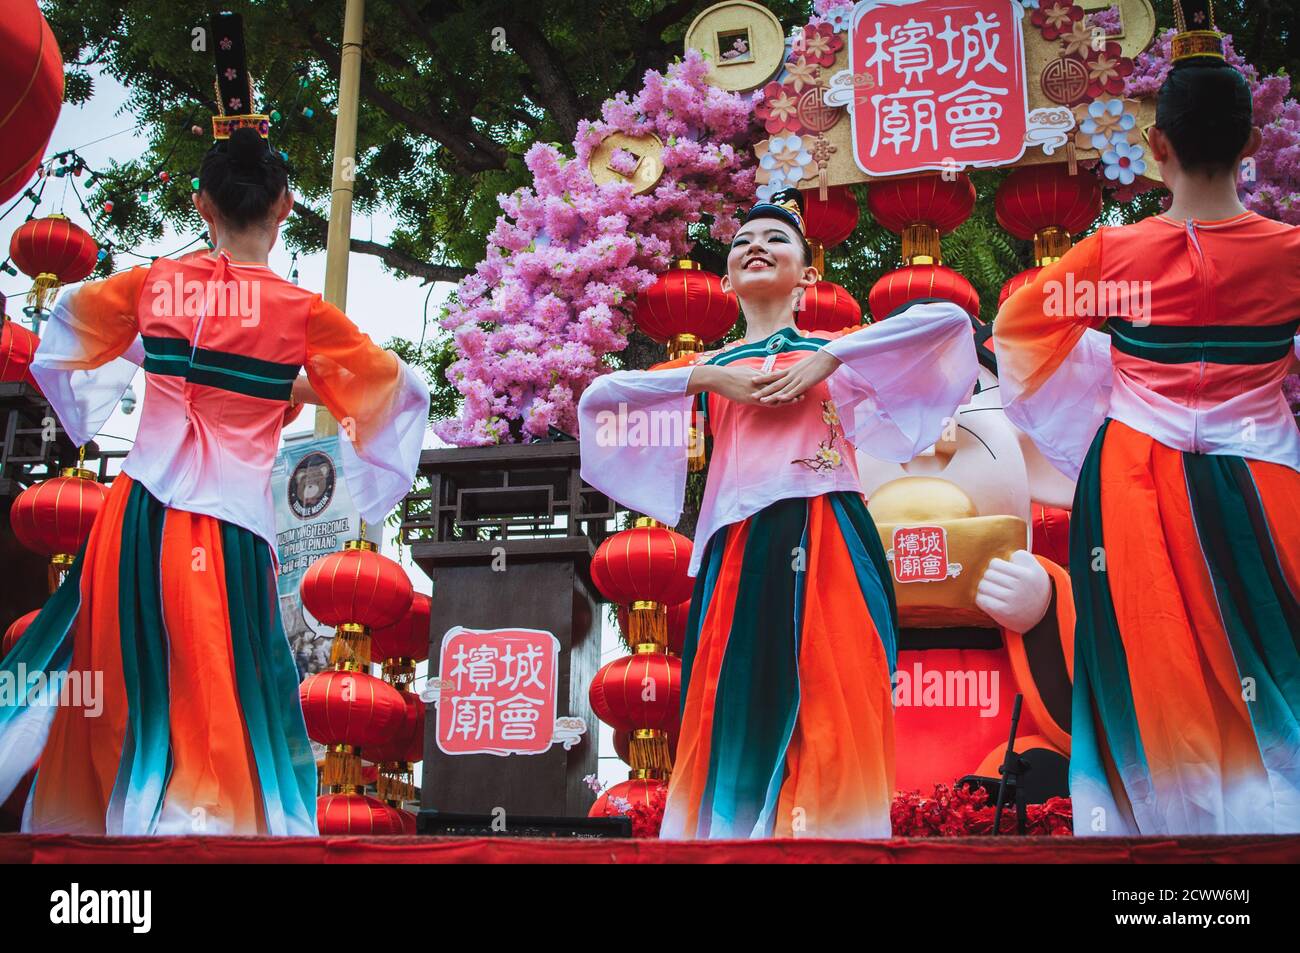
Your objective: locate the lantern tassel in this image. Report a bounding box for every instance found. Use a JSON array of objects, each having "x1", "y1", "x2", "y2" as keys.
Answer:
[
  {"x1": 629, "y1": 730, "x2": 672, "y2": 775},
  {"x1": 628, "y1": 602, "x2": 667, "y2": 651},
  {"x1": 322, "y1": 746, "x2": 362, "y2": 788},
  {"x1": 377, "y1": 762, "x2": 416, "y2": 804},
  {"x1": 27, "y1": 273, "x2": 60, "y2": 314},
  {"x1": 329, "y1": 624, "x2": 372, "y2": 670}
]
